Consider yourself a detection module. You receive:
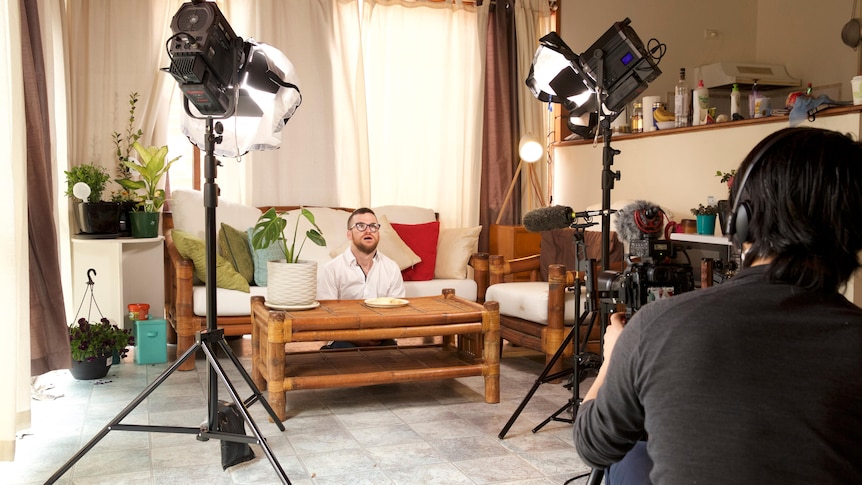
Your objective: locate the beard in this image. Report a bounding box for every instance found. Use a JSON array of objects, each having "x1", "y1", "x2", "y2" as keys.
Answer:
[{"x1": 353, "y1": 234, "x2": 379, "y2": 255}]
